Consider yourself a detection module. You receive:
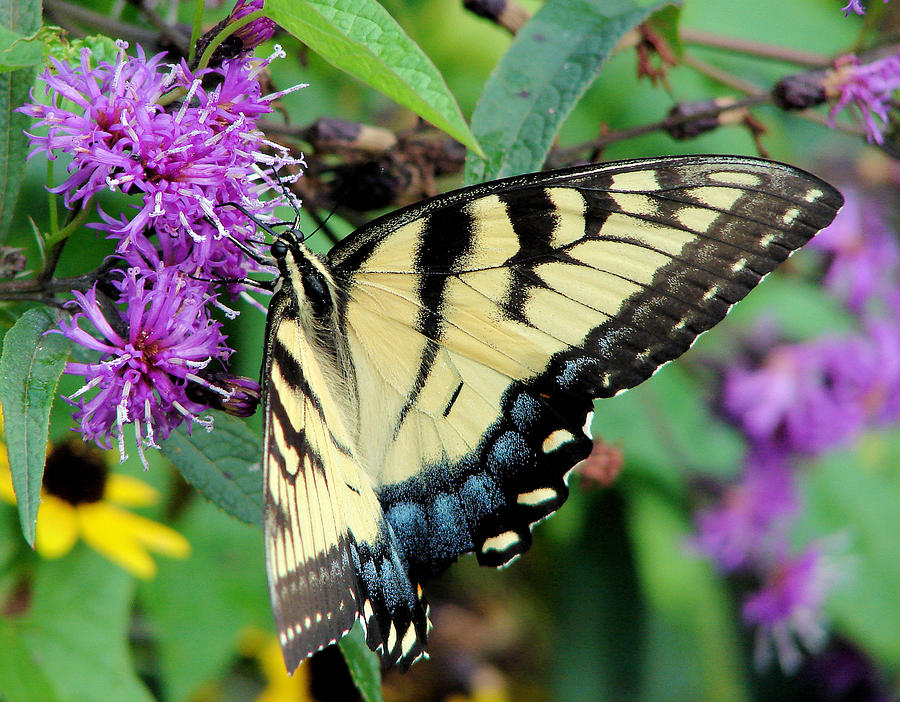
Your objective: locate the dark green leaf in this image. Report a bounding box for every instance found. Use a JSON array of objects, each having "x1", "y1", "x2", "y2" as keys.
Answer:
[
  {"x1": 0, "y1": 307, "x2": 72, "y2": 546},
  {"x1": 464, "y1": 0, "x2": 672, "y2": 183},
  {"x1": 264, "y1": 0, "x2": 482, "y2": 155},
  {"x1": 0, "y1": 0, "x2": 40, "y2": 241},
  {"x1": 161, "y1": 413, "x2": 263, "y2": 527},
  {"x1": 3, "y1": 547, "x2": 154, "y2": 702},
  {"x1": 340, "y1": 628, "x2": 383, "y2": 702}
]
